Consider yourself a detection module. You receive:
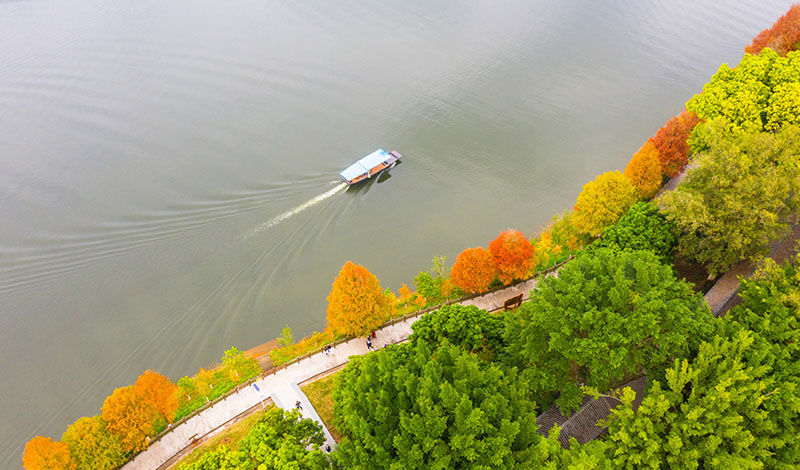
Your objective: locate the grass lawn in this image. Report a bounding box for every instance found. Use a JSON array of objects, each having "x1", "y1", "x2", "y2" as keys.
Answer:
[
  {"x1": 301, "y1": 370, "x2": 343, "y2": 442},
  {"x1": 172, "y1": 407, "x2": 270, "y2": 469}
]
